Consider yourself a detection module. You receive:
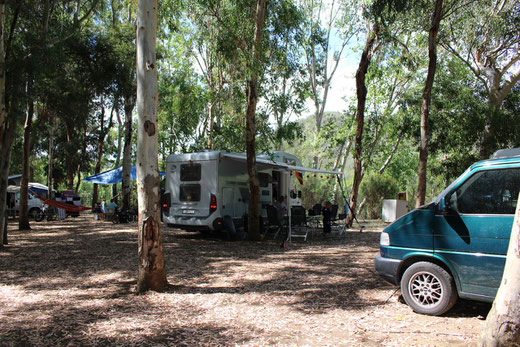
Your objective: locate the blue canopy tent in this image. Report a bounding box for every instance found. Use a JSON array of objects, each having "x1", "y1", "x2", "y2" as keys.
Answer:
[{"x1": 83, "y1": 166, "x2": 166, "y2": 185}]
